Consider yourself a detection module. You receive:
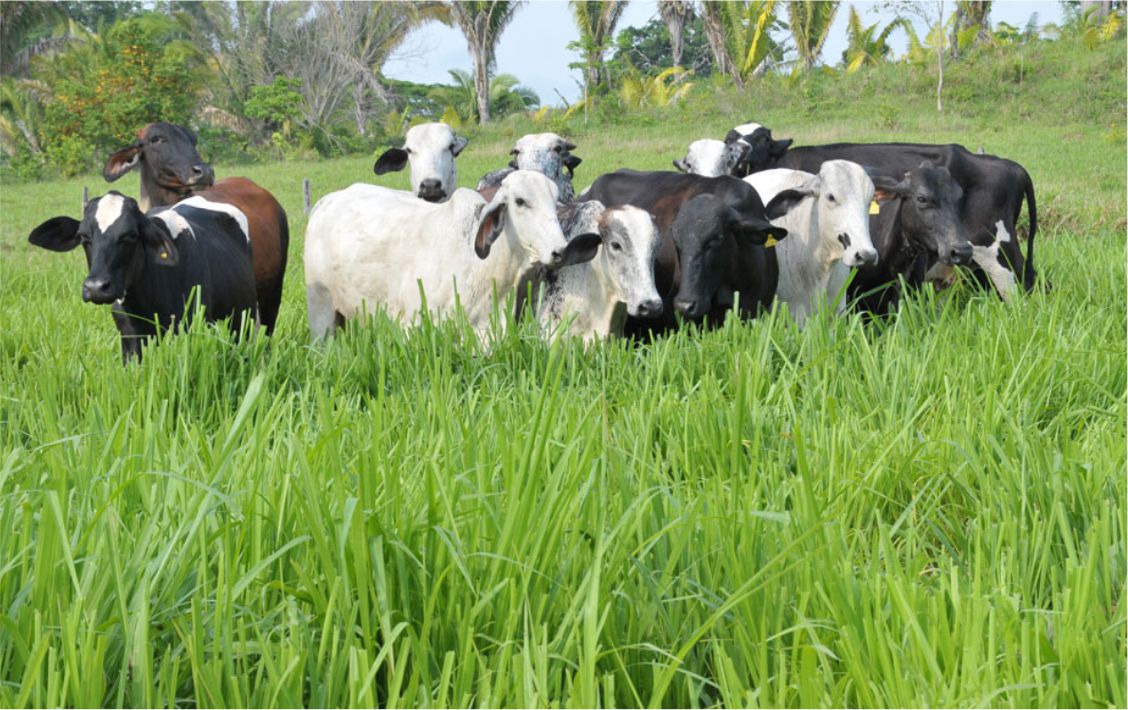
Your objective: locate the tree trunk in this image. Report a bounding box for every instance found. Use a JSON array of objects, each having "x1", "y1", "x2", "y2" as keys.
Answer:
[
  {"x1": 586, "y1": 50, "x2": 600, "y2": 94},
  {"x1": 472, "y1": 47, "x2": 491, "y2": 124},
  {"x1": 667, "y1": 14, "x2": 686, "y2": 67},
  {"x1": 936, "y1": 29, "x2": 944, "y2": 111}
]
